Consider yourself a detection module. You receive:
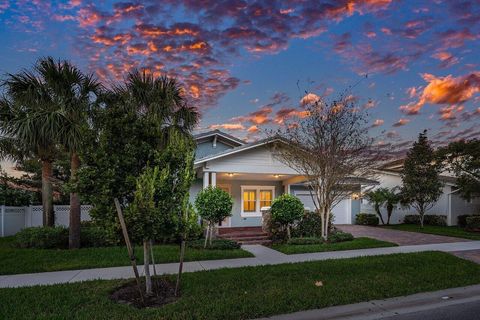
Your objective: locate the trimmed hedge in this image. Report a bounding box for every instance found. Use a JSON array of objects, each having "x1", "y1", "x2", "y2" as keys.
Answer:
[
  {"x1": 466, "y1": 216, "x2": 480, "y2": 230},
  {"x1": 287, "y1": 237, "x2": 323, "y2": 245},
  {"x1": 458, "y1": 215, "x2": 473, "y2": 228},
  {"x1": 329, "y1": 231, "x2": 354, "y2": 243},
  {"x1": 404, "y1": 215, "x2": 447, "y2": 226},
  {"x1": 356, "y1": 213, "x2": 379, "y2": 226},
  {"x1": 188, "y1": 239, "x2": 240, "y2": 250},
  {"x1": 287, "y1": 232, "x2": 354, "y2": 245},
  {"x1": 15, "y1": 223, "x2": 113, "y2": 249},
  {"x1": 15, "y1": 226, "x2": 69, "y2": 249}
]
